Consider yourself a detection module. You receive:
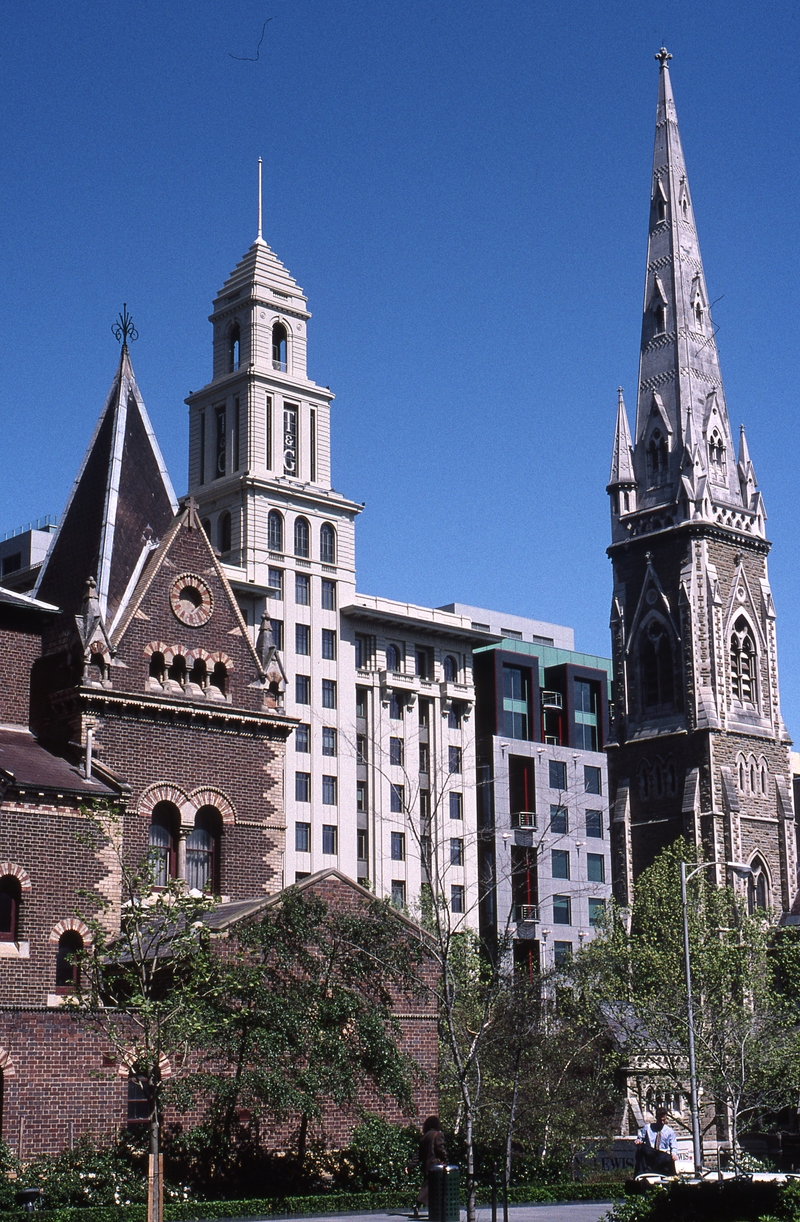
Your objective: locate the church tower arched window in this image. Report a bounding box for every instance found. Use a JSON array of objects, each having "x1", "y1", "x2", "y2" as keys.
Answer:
[
  {"x1": 640, "y1": 619, "x2": 675, "y2": 711},
  {"x1": 708, "y1": 430, "x2": 726, "y2": 475},
  {"x1": 228, "y1": 323, "x2": 240, "y2": 373},
  {"x1": 730, "y1": 616, "x2": 757, "y2": 708},
  {"x1": 646, "y1": 430, "x2": 668, "y2": 484},
  {"x1": 272, "y1": 323, "x2": 288, "y2": 372},
  {"x1": 747, "y1": 858, "x2": 770, "y2": 914}
]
